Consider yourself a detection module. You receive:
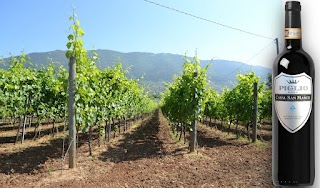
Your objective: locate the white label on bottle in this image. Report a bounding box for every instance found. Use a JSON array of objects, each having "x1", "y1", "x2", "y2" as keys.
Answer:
[{"x1": 274, "y1": 72, "x2": 312, "y2": 133}]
